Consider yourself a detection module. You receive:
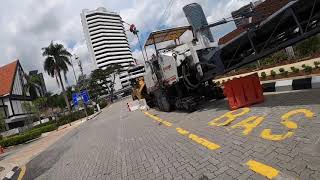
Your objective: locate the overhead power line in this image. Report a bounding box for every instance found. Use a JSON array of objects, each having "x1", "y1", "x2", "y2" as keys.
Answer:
[{"x1": 156, "y1": 0, "x2": 175, "y2": 29}]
